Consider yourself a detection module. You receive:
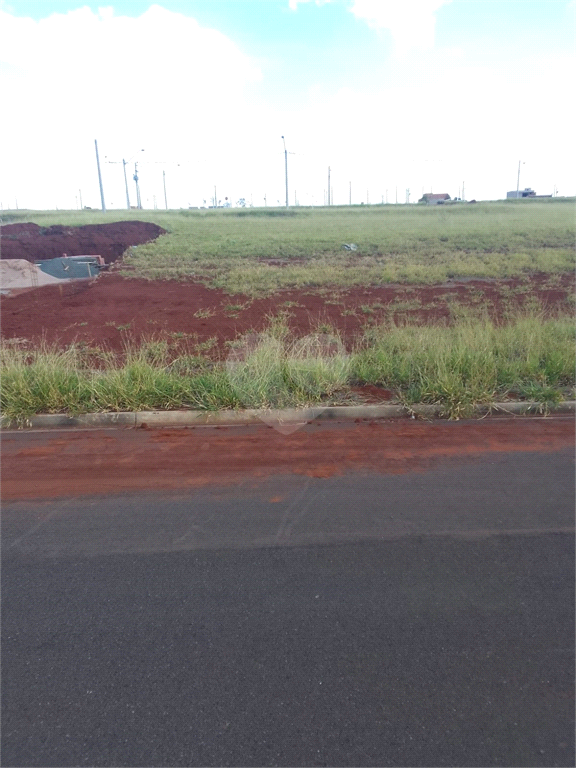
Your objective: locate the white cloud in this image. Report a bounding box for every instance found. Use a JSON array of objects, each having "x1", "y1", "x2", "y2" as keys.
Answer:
[
  {"x1": 1, "y1": 5, "x2": 261, "y2": 100},
  {"x1": 0, "y1": 5, "x2": 263, "y2": 208},
  {"x1": 350, "y1": 0, "x2": 452, "y2": 52},
  {"x1": 0, "y1": 3, "x2": 573, "y2": 210},
  {"x1": 288, "y1": 0, "x2": 332, "y2": 10}
]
